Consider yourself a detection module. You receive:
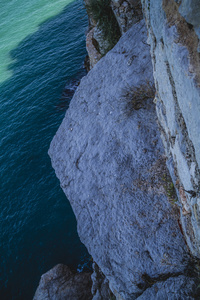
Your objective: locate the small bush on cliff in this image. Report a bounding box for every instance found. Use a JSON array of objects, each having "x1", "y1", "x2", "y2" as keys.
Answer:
[
  {"x1": 85, "y1": 0, "x2": 121, "y2": 53},
  {"x1": 121, "y1": 82, "x2": 156, "y2": 117}
]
